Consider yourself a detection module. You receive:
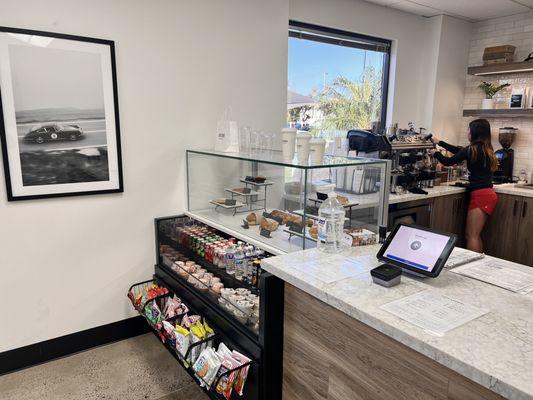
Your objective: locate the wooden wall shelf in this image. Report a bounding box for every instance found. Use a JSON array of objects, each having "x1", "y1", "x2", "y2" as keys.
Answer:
[
  {"x1": 463, "y1": 108, "x2": 533, "y2": 118},
  {"x1": 468, "y1": 61, "x2": 533, "y2": 76},
  {"x1": 463, "y1": 109, "x2": 533, "y2": 118}
]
